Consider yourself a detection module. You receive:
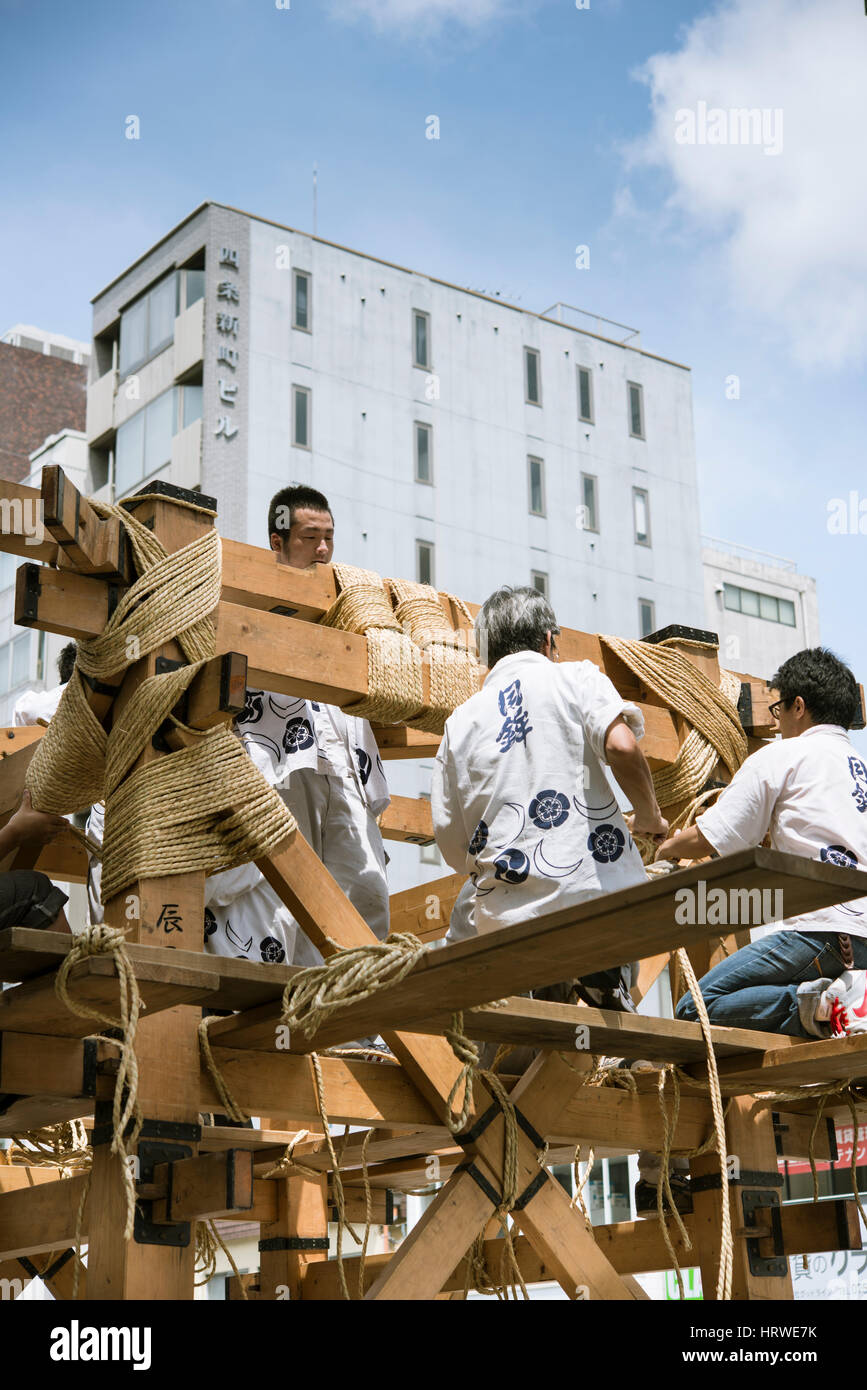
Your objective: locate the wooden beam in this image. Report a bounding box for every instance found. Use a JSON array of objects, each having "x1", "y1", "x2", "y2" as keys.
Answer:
[
  {"x1": 0, "y1": 480, "x2": 59, "y2": 563},
  {"x1": 389, "y1": 872, "x2": 466, "y2": 943},
  {"x1": 0, "y1": 1172, "x2": 89, "y2": 1260},
  {"x1": 210, "y1": 849, "x2": 867, "y2": 1052},
  {"x1": 0, "y1": 927, "x2": 297, "y2": 1013},
  {"x1": 406, "y1": 995, "x2": 793, "y2": 1066},
  {"x1": 0, "y1": 954, "x2": 221, "y2": 1039},
  {"x1": 379, "y1": 795, "x2": 434, "y2": 845},
  {"x1": 712, "y1": 1031, "x2": 867, "y2": 1092},
  {"x1": 301, "y1": 1198, "x2": 862, "y2": 1297},
  {"x1": 150, "y1": 1149, "x2": 254, "y2": 1223},
  {"x1": 201, "y1": 1049, "x2": 441, "y2": 1130},
  {"x1": 41, "y1": 465, "x2": 131, "y2": 582},
  {"x1": 10, "y1": 565, "x2": 767, "y2": 758}
]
